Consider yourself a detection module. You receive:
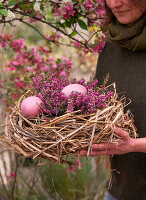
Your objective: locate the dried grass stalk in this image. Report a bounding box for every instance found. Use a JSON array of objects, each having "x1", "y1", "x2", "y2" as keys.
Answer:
[{"x1": 0, "y1": 84, "x2": 137, "y2": 164}]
